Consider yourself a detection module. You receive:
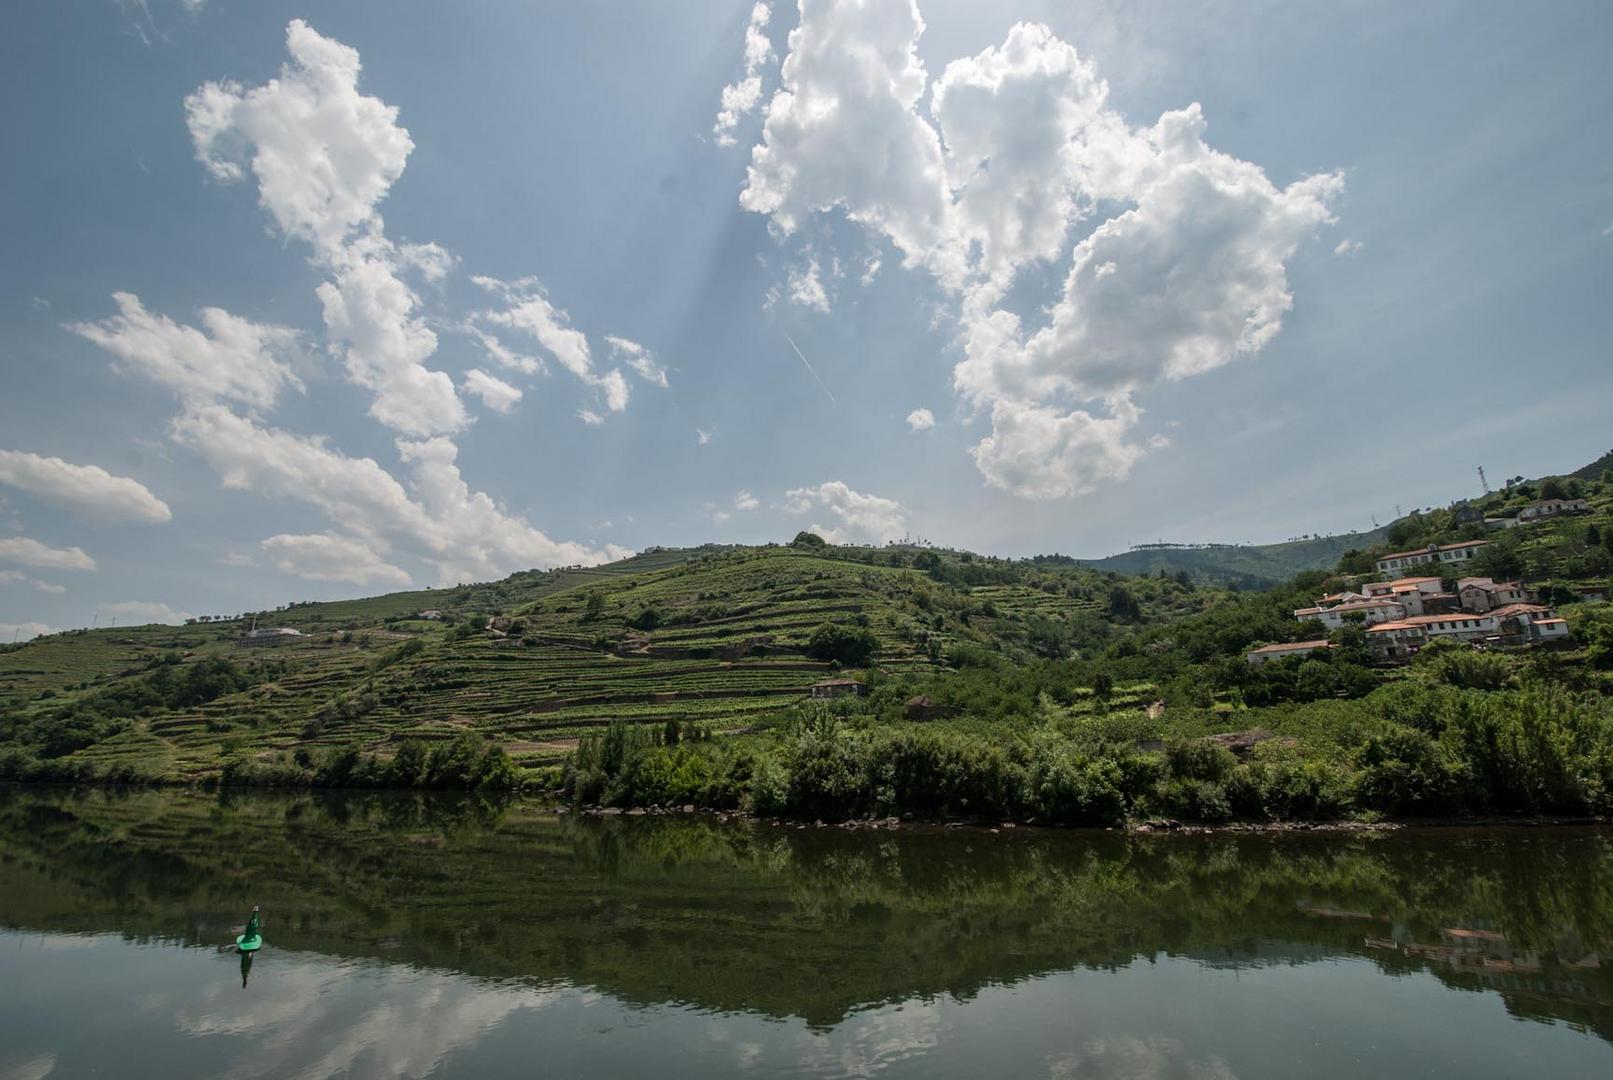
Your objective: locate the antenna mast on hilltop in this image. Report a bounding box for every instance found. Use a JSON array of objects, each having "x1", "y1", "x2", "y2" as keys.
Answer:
[{"x1": 1478, "y1": 465, "x2": 1491, "y2": 495}]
